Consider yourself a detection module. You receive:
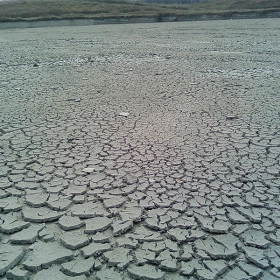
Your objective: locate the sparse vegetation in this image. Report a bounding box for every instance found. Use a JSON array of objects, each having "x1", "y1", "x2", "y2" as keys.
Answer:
[{"x1": 0, "y1": 0, "x2": 279, "y2": 22}]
